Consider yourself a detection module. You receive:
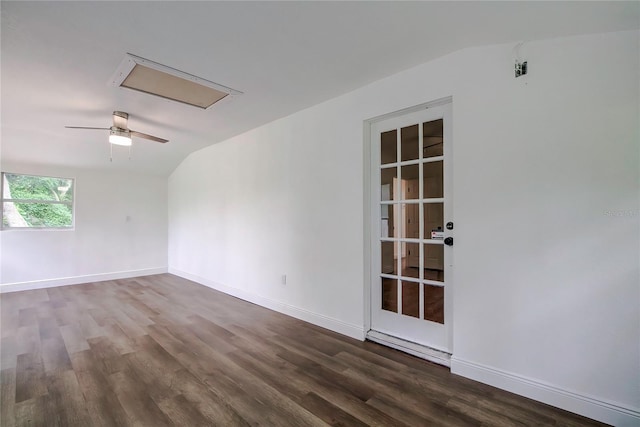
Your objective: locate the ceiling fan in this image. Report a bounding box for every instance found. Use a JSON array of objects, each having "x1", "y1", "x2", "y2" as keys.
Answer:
[{"x1": 66, "y1": 111, "x2": 168, "y2": 146}]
